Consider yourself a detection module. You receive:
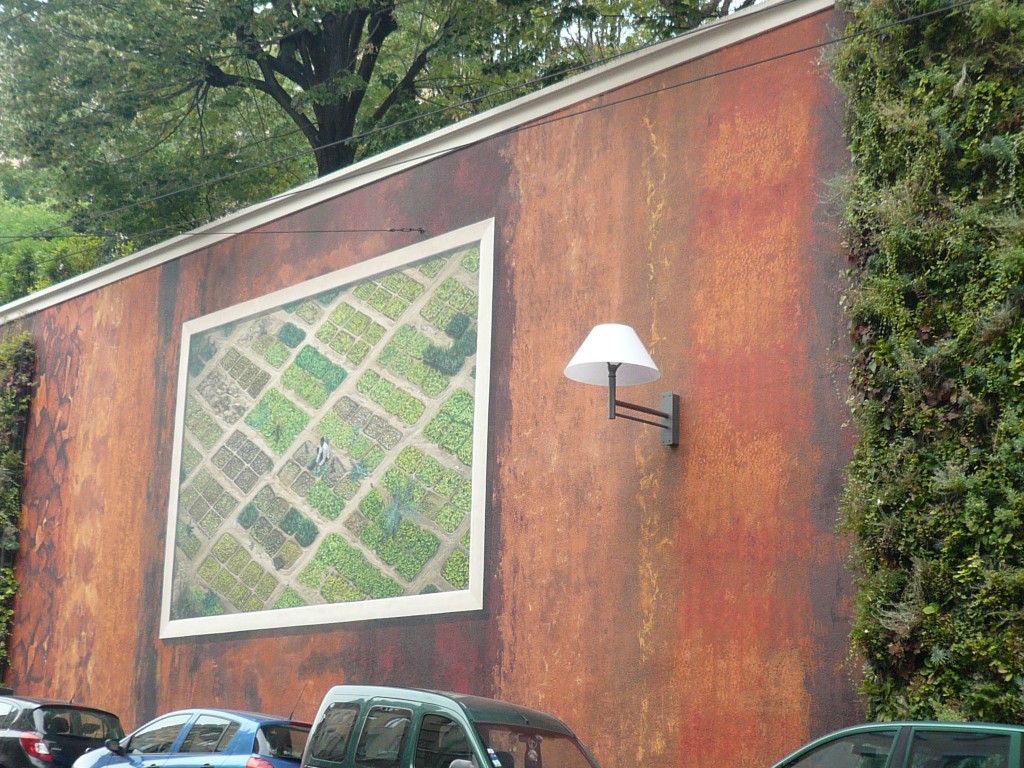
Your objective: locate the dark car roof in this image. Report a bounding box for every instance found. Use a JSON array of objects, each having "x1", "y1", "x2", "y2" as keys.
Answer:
[
  {"x1": 0, "y1": 696, "x2": 118, "y2": 716},
  {"x1": 323, "y1": 686, "x2": 573, "y2": 736}
]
